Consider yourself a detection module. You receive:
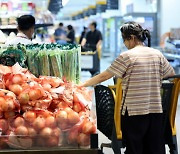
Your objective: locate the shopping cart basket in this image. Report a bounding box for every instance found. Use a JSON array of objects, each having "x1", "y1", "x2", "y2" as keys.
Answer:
[
  {"x1": 95, "y1": 75, "x2": 180, "y2": 154},
  {"x1": 81, "y1": 45, "x2": 102, "y2": 76}
]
